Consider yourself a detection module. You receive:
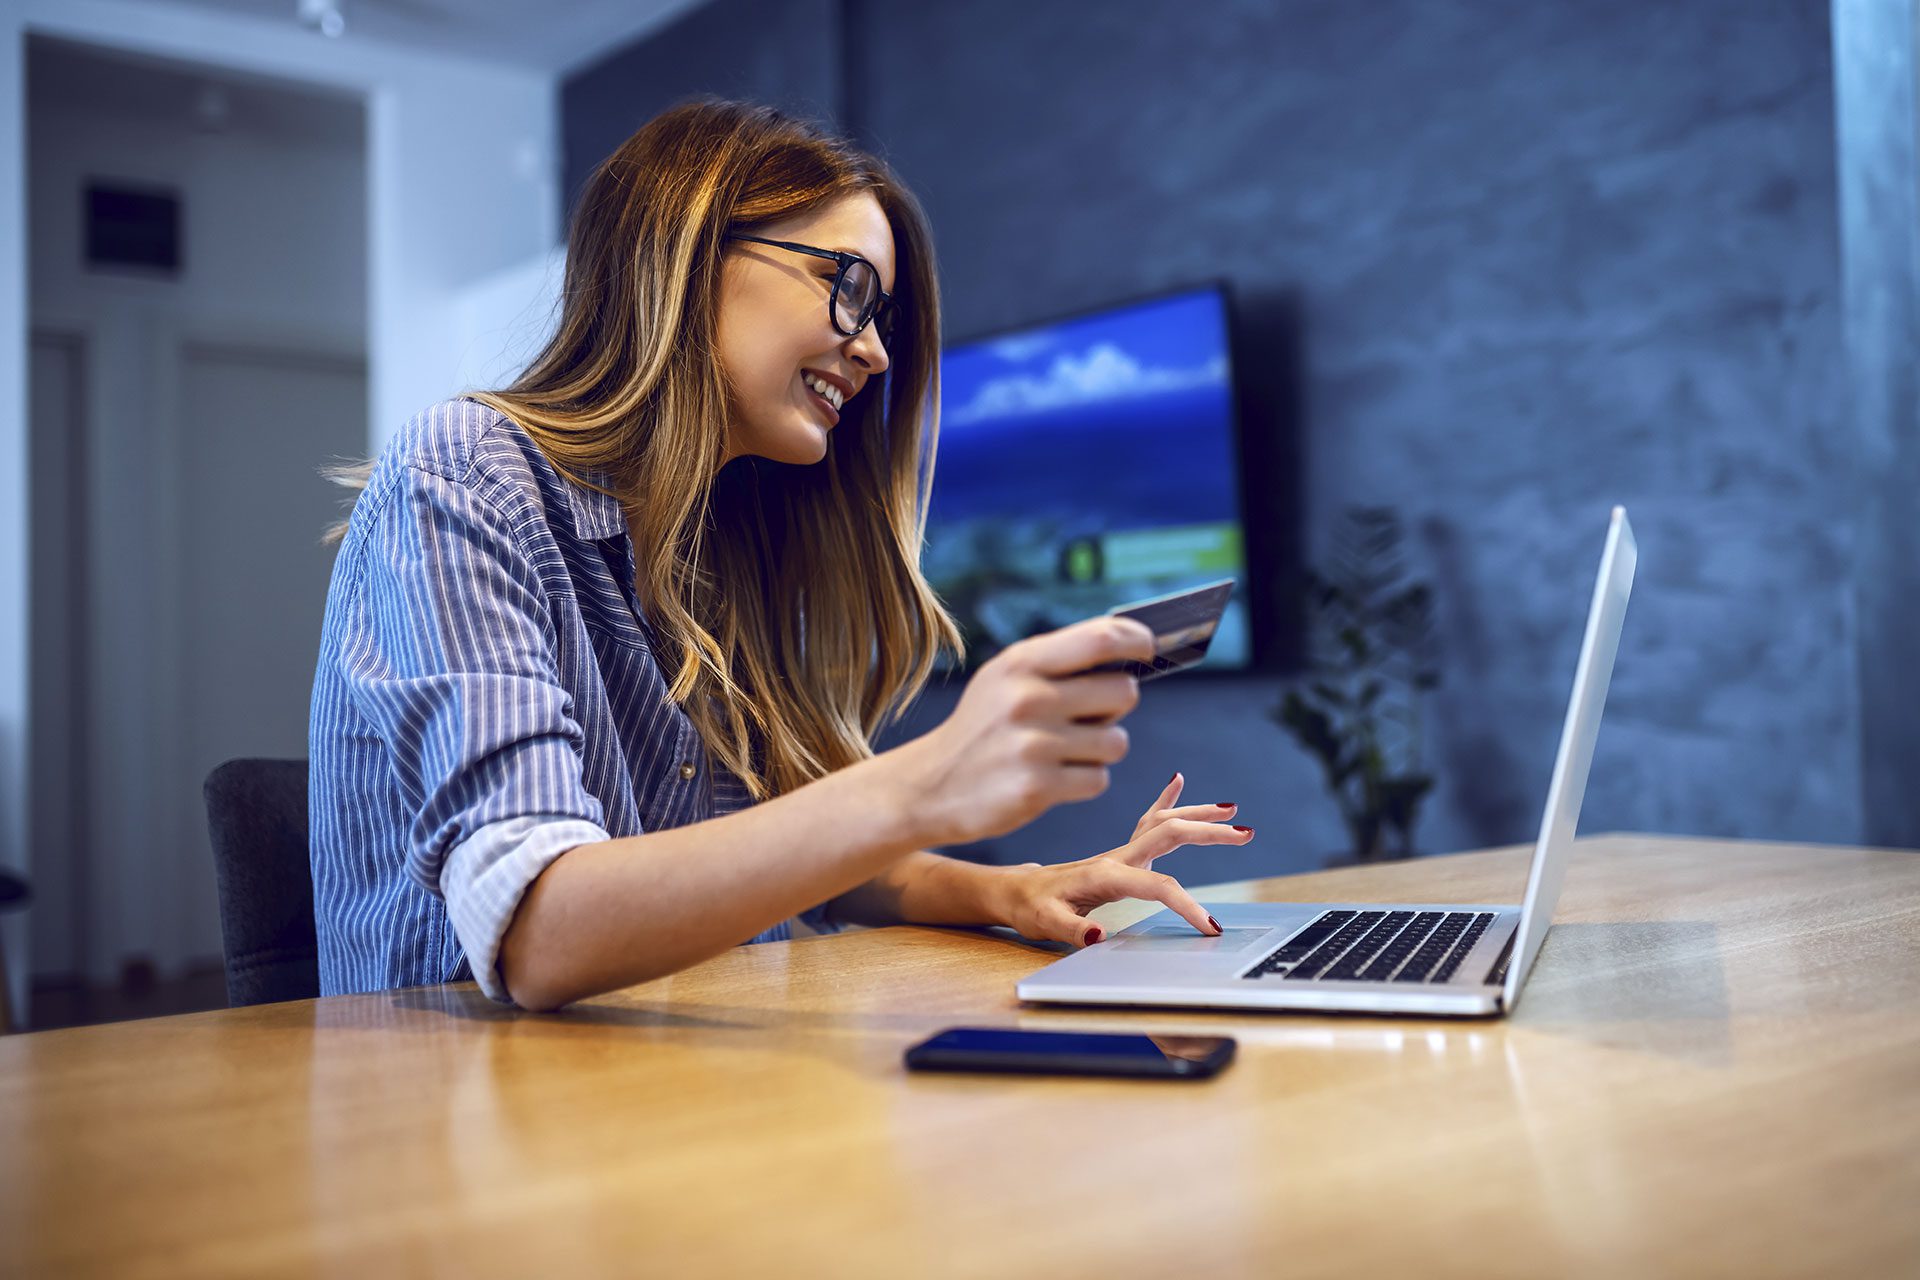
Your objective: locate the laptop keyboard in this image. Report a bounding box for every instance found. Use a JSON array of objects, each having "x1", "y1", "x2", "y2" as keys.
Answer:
[{"x1": 1242, "y1": 909, "x2": 1496, "y2": 984}]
